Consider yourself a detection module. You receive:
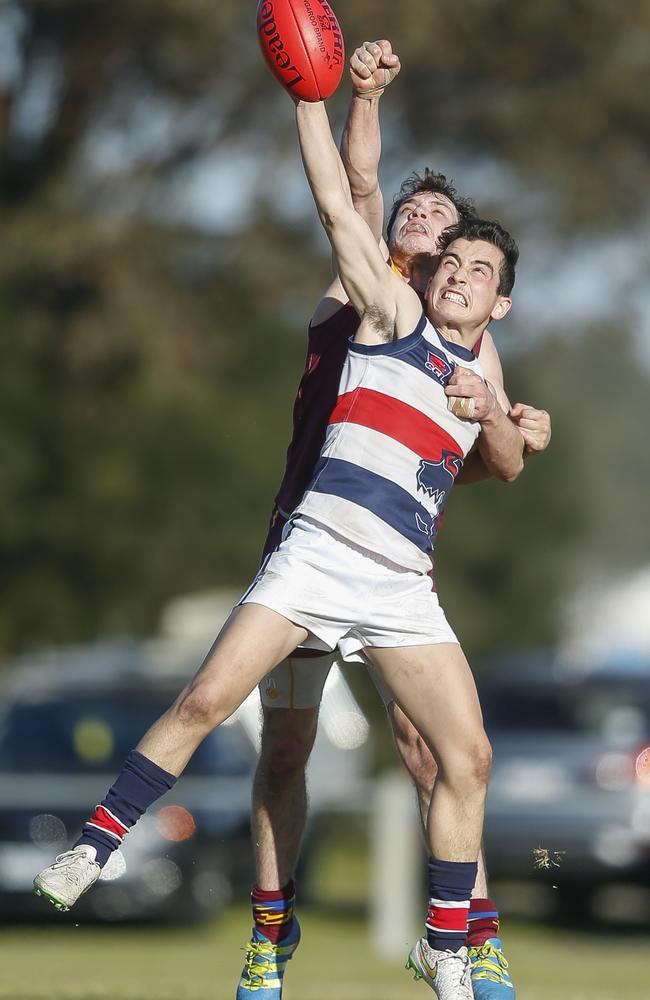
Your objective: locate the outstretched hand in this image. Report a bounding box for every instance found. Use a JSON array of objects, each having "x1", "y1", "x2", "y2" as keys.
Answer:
[
  {"x1": 350, "y1": 39, "x2": 401, "y2": 98},
  {"x1": 509, "y1": 403, "x2": 552, "y2": 453}
]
